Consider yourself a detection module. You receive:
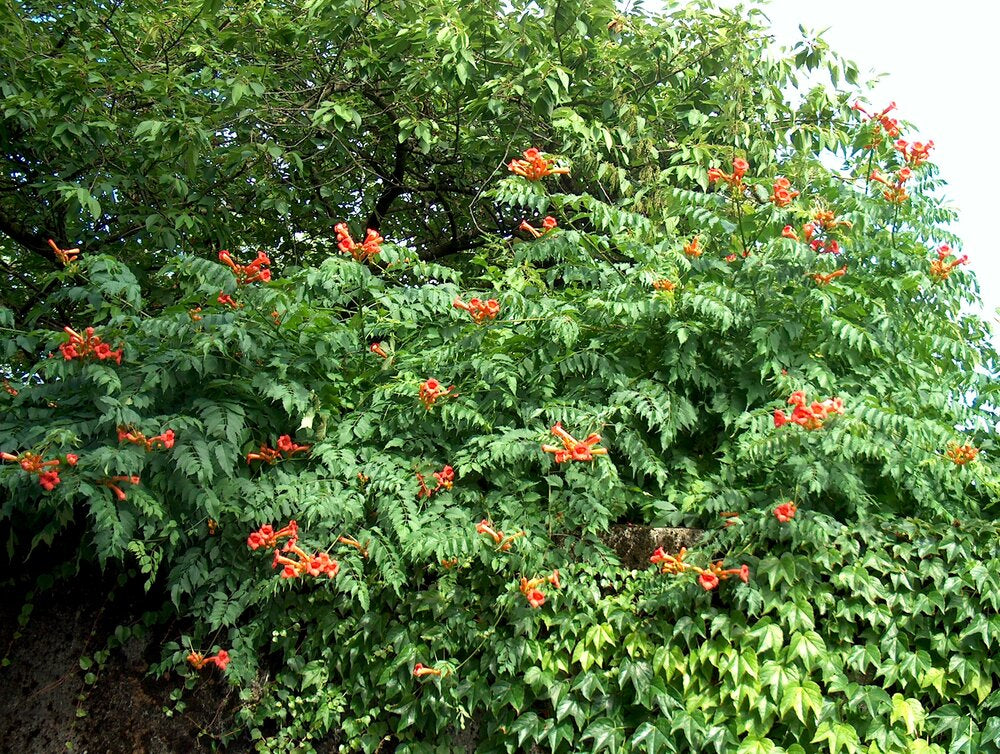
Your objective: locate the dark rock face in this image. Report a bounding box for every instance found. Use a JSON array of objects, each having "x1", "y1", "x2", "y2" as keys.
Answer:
[
  {"x1": 601, "y1": 524, "x2": 703, "y2": 570},
  {"x1": 0, "y1": 575, "x2": 245, "y2": 754}
]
